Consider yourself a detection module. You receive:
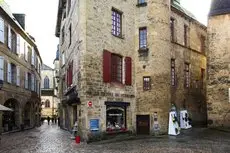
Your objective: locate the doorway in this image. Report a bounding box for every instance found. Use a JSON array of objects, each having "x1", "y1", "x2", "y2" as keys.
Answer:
[{"x1": 136, "y1": 115, "x2": 150, "y2": 135}]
